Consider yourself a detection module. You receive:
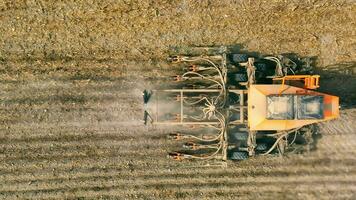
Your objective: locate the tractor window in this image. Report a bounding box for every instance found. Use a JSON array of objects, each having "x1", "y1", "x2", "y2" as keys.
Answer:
[
  {"x1": 266, "y1": 94, "x2": 324, "y2": 120},
  {"x1": 296, "y1": 95, "x2": 324, "y2": 119},
  {"x1": 266, "y1": 95, "x2": 294, "y2": 120}
]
